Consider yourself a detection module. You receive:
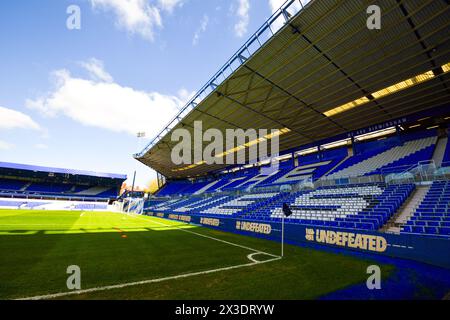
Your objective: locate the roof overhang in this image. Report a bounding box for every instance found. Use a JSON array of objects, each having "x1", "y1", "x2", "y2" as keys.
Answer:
[{"x1": 136, "y1": 0, "x2": 450, "y2": 179}]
